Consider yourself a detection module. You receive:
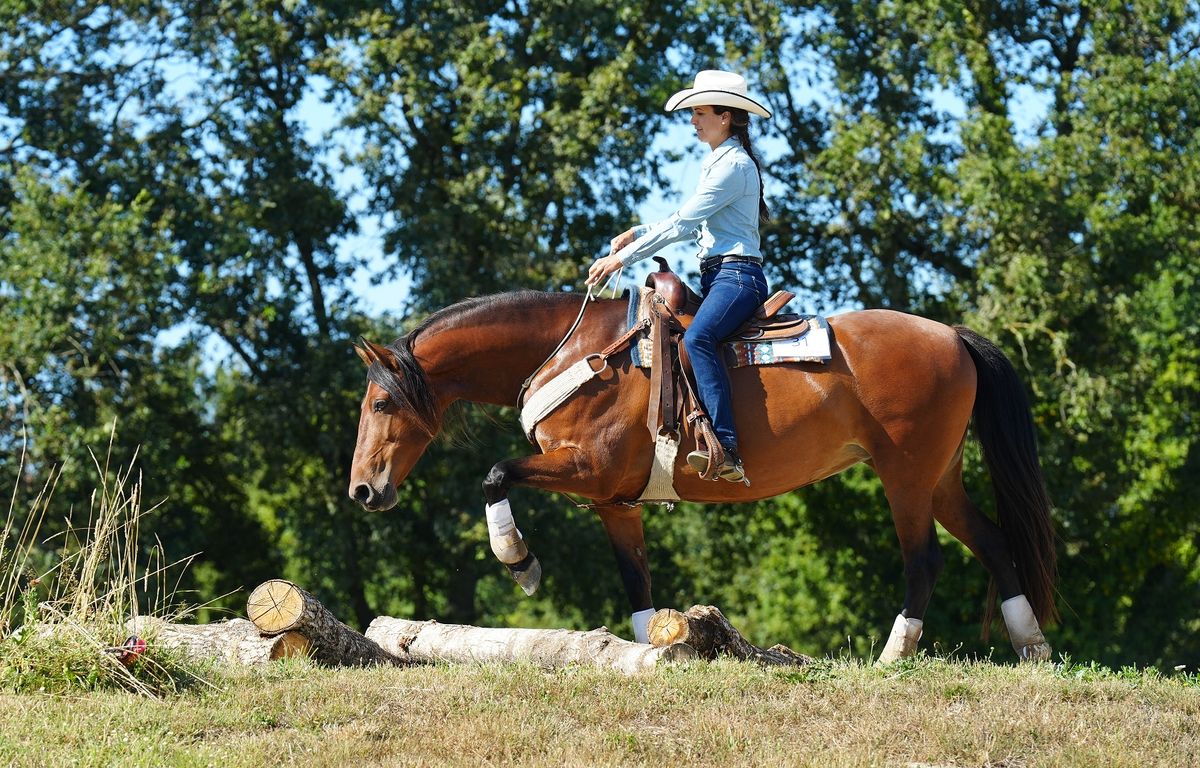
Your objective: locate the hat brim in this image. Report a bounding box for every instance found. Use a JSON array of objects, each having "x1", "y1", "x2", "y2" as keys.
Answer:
[{"x1": 664, "y1": 89, "x2": 771, "y2": 118}]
